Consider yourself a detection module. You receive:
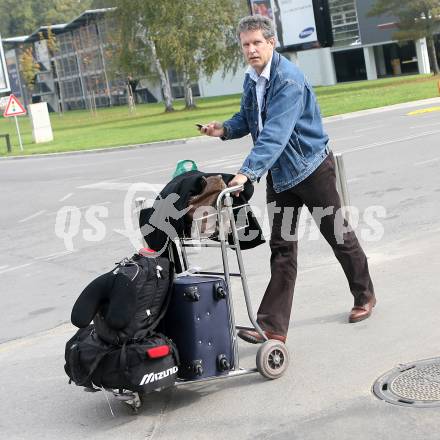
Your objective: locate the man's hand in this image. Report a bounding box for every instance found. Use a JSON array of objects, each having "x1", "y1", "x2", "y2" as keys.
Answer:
[
  {"x1": 228, "y1": 173, "x2": 248, "y2": 197},
  {"x1": 199, "y1": 121, "x2": 225, "y2": 137}
]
